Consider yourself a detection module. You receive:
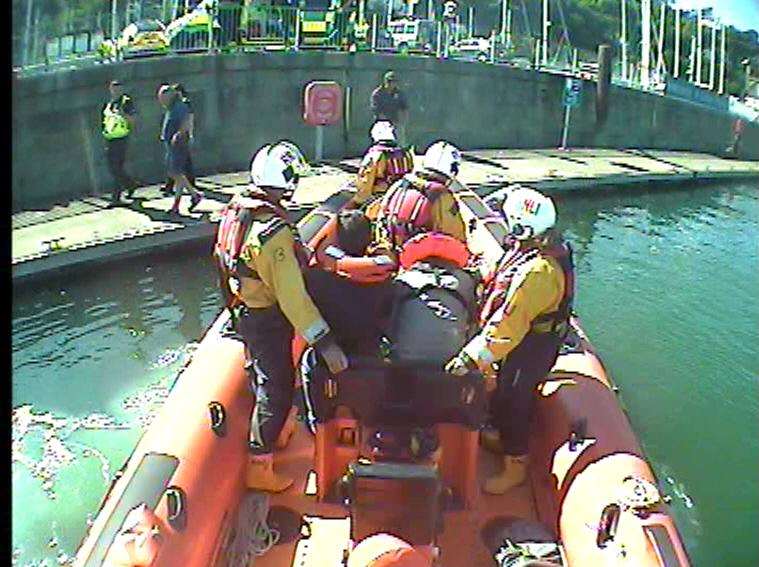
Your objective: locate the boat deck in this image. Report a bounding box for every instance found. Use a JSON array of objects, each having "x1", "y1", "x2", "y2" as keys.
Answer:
[{"x1": 254, "y1": 420, "x2": 541, "y2": 567}]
